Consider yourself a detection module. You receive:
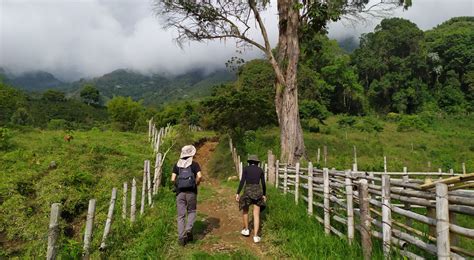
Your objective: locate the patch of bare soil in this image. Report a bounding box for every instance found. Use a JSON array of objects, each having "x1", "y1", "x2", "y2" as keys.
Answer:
[{"x1": 193, "y1": 142, "x2": 267, "y2": 258}]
